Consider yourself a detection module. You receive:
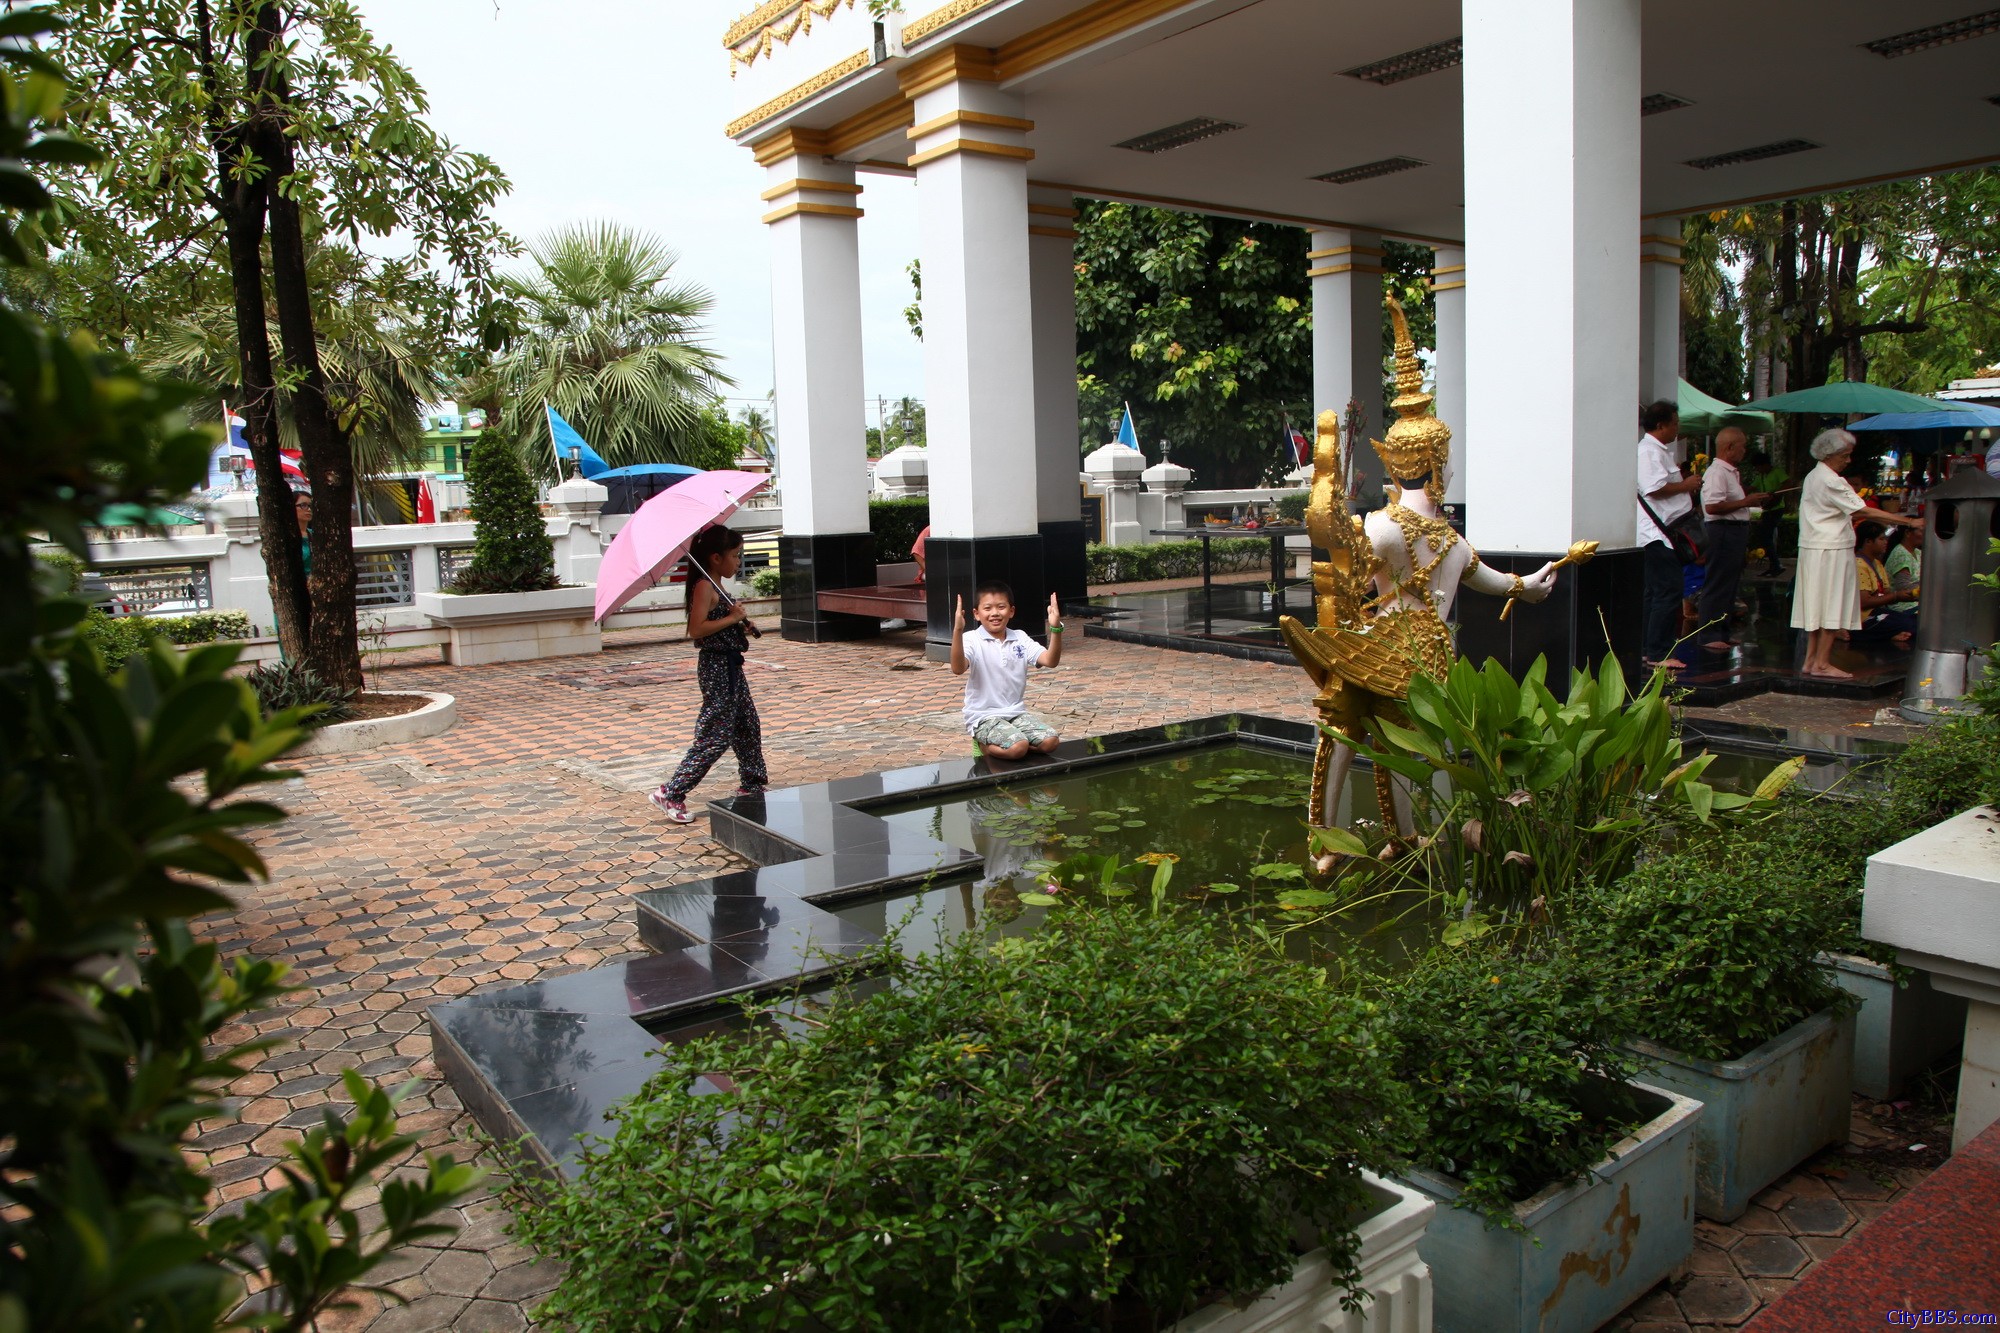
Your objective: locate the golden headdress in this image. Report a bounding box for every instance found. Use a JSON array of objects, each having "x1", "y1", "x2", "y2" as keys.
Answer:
[{"x1": 1371, "y1": 295, "x2": 1452, "y2": 505}]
